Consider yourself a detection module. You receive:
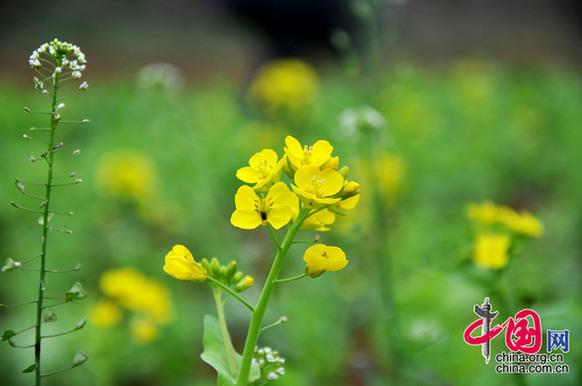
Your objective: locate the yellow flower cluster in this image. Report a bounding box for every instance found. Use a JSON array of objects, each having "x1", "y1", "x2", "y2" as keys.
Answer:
[
  {"x1": 248, "y1": 59, "x2": 317, "y2": 118},
  {"x1": 466, "y1": 201, "x2": 543, "y2": 269},
  {"x1": 231, "y1": 135, "x2": 359, "y2": 276},
  {"x1": 89, "y1": 267, "x2": 173, "y2": 344},
  {"x1": 466, "y1": 201, "x2": 544, "y2": 237}
]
